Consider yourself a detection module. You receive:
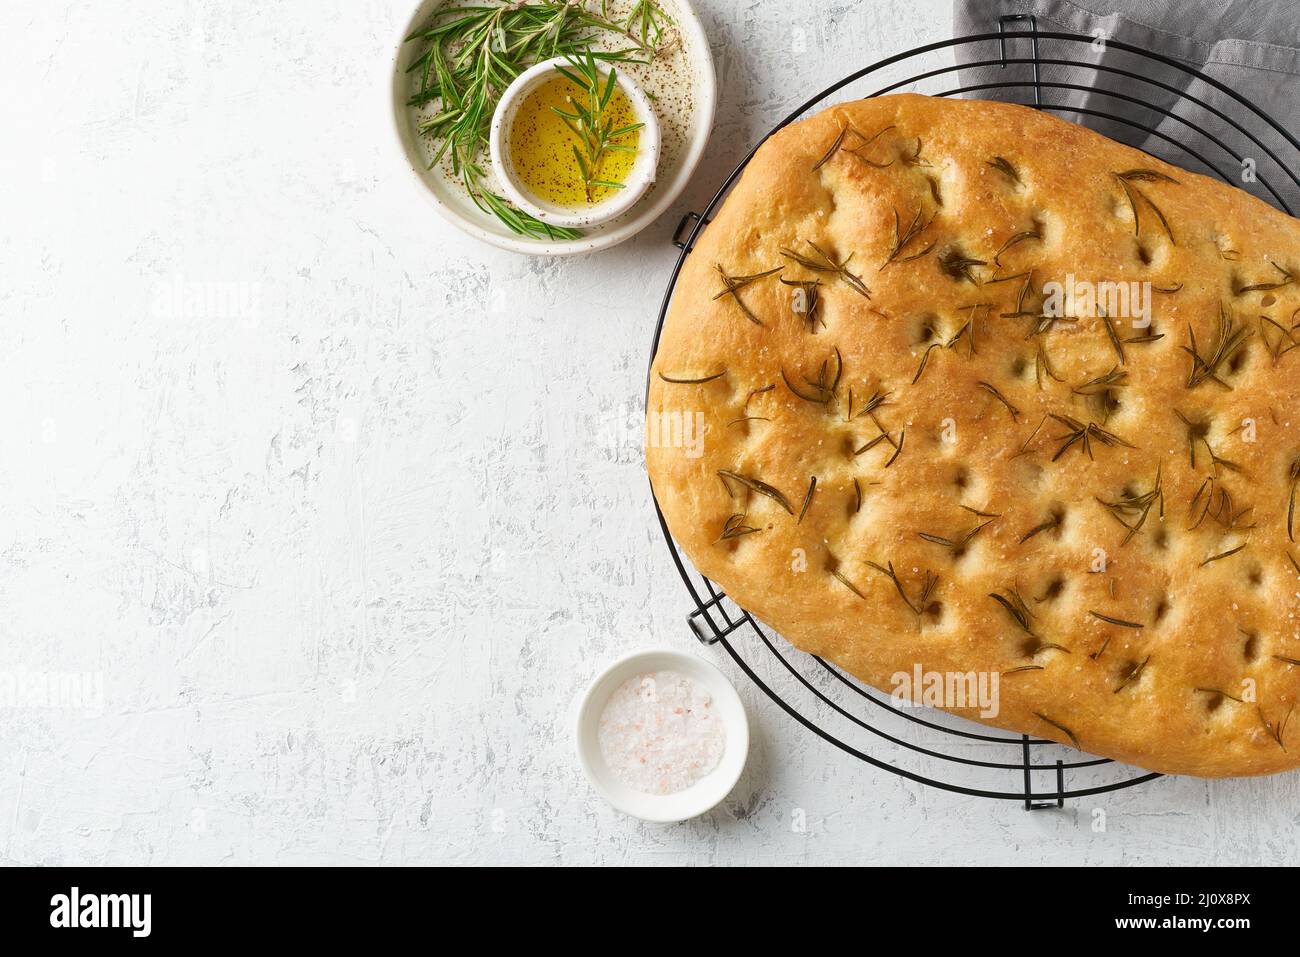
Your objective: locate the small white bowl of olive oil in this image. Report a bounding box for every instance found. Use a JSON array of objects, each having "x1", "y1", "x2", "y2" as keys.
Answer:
[{"x1": 489, "y1": 56, "x2": 661, "y2": 231}]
